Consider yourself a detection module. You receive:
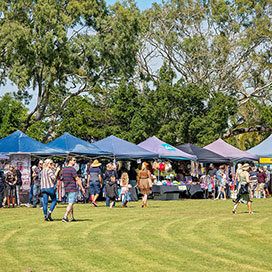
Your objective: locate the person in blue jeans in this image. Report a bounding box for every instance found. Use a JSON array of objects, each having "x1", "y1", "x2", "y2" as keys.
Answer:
[
  {"x1": 87, "y1": 160, "x2": 102, "y2": 207},
  {"x1": 32, "y1": 160, "x2": 43, "y2": 208},
  {"x1": 40, "y1": 159, "x2": 61, "y2": 221},
  {"x1": 103, "y1": 163, "x2": 118, "y2": 207},
  {"x1": 120, "y1": 170, "x2": 130, "y2": 208}
]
